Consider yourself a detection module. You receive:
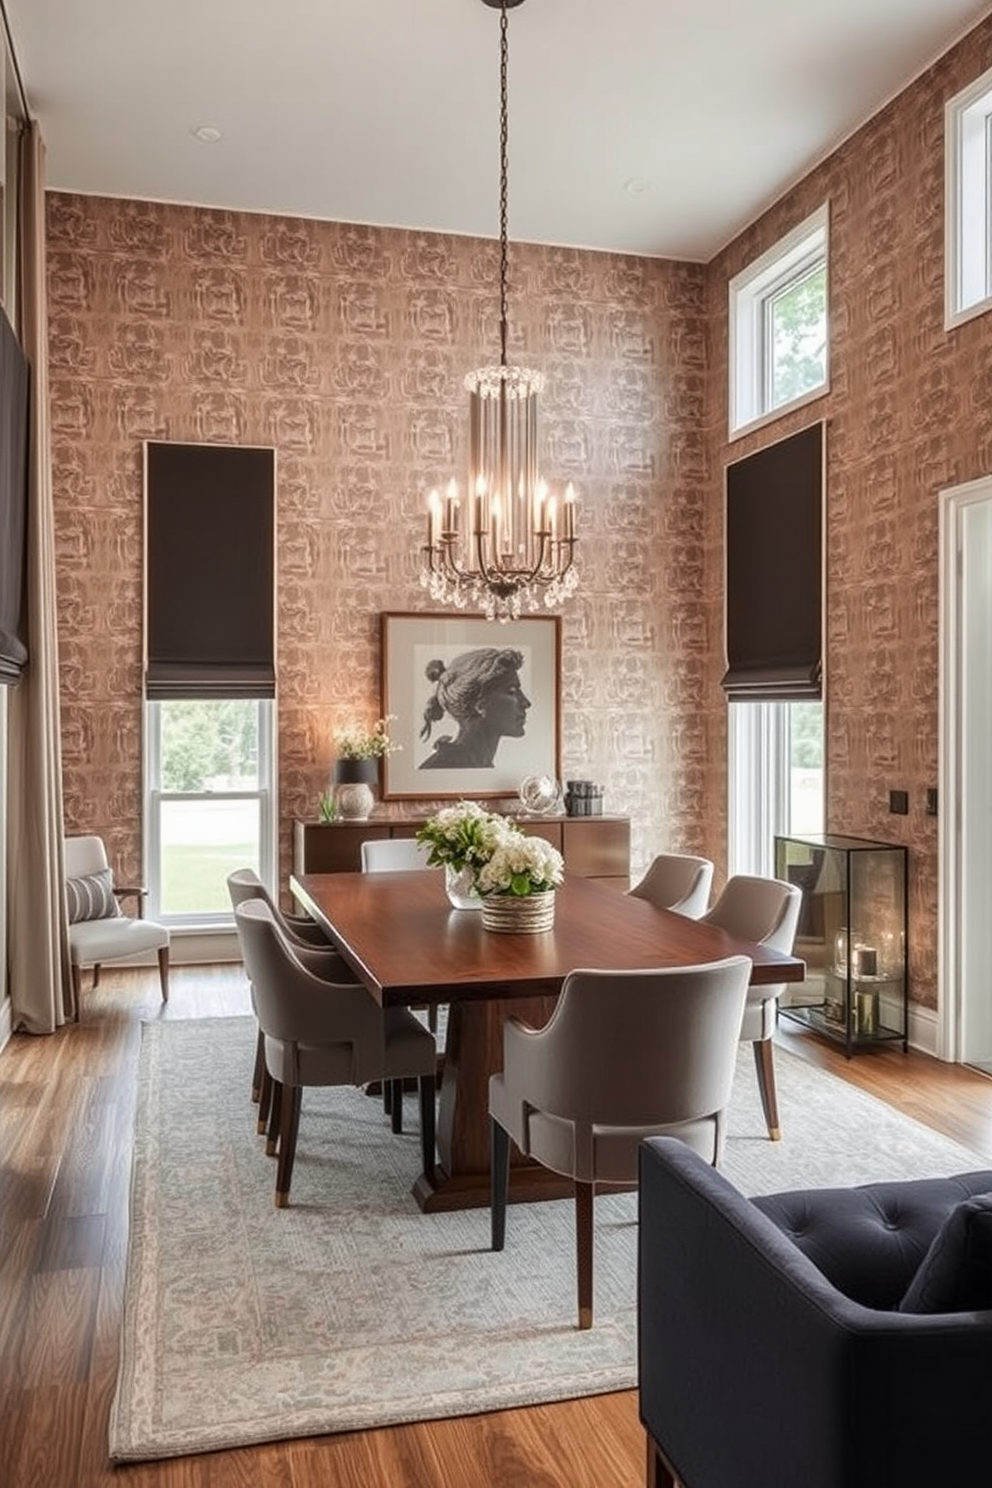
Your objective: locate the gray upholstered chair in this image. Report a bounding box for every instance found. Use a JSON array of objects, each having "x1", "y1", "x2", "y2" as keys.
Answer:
[
  {"x1": 360, "y1": 837, "x2": 435, "y2": 872},
  {"x1": 226, "y1": 867, "x2": 330, "y2": 948},
  {"x1": 226, "y1": 868, "x2": 356, "y2": 1131},
  {"x1": 700, "y1": 873, "x2": 802, "y2": 1142},
  {"x1": 489, "y1": 955, "x2": 752, "y2": 1328},
  {"x1": 64, "y1": 834, "x2": 170, "y2": 1007},
  {"x1": 628, "y1": 852, "x2": 714, "y2": 918},
  {"x1": 234, "y1": 898, "x2": 437, "y2": 1207}
]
